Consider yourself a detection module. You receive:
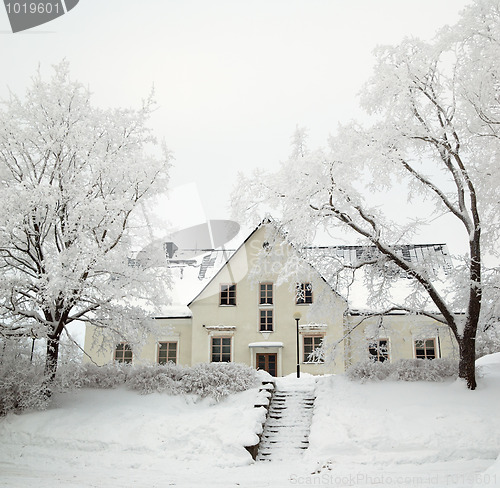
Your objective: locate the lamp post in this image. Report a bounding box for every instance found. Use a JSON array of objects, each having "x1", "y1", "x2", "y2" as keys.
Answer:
[{"x1": 293, "y1": 312, "x2": 301, "y2": 378}]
